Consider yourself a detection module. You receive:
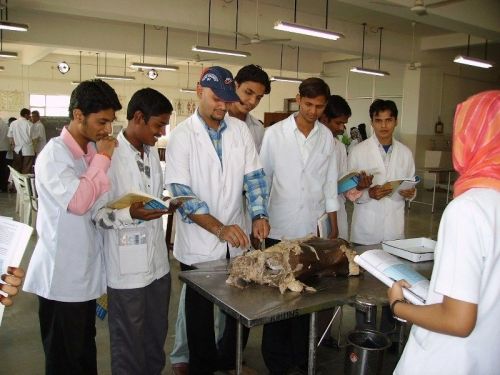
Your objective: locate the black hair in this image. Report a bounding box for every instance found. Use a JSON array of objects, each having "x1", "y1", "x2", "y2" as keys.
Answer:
[
  {"x1": 68, "y1": 79, "x2": 122, "y2": 120},
  {"x1": 234, "y1": 64, "x2": 271, "y2": 95},
  {"x1": 323, "y1": 95, "x2": 351, "y2": 120},
  {"x1": 369, "y1": 99, "x2": 398, "y2": 120},
  {"x1": 31, "y1": 110, "x2": 40, "y2": 116},
  {"x1": 298, "y1": 77, "x2": 330, "y2": 99},
  {"x1": 8, "y1": 117, "x2": 16, "y2": 125},
  {"x1": 20, "y1": 108, "x2": 30, "y2": 118},
  {"x1": 127, "y1": 88, "x2": 173, "y2": 123},
  {"x1": 358, "y1": 123, "x2": 367, "y2": 140}
]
